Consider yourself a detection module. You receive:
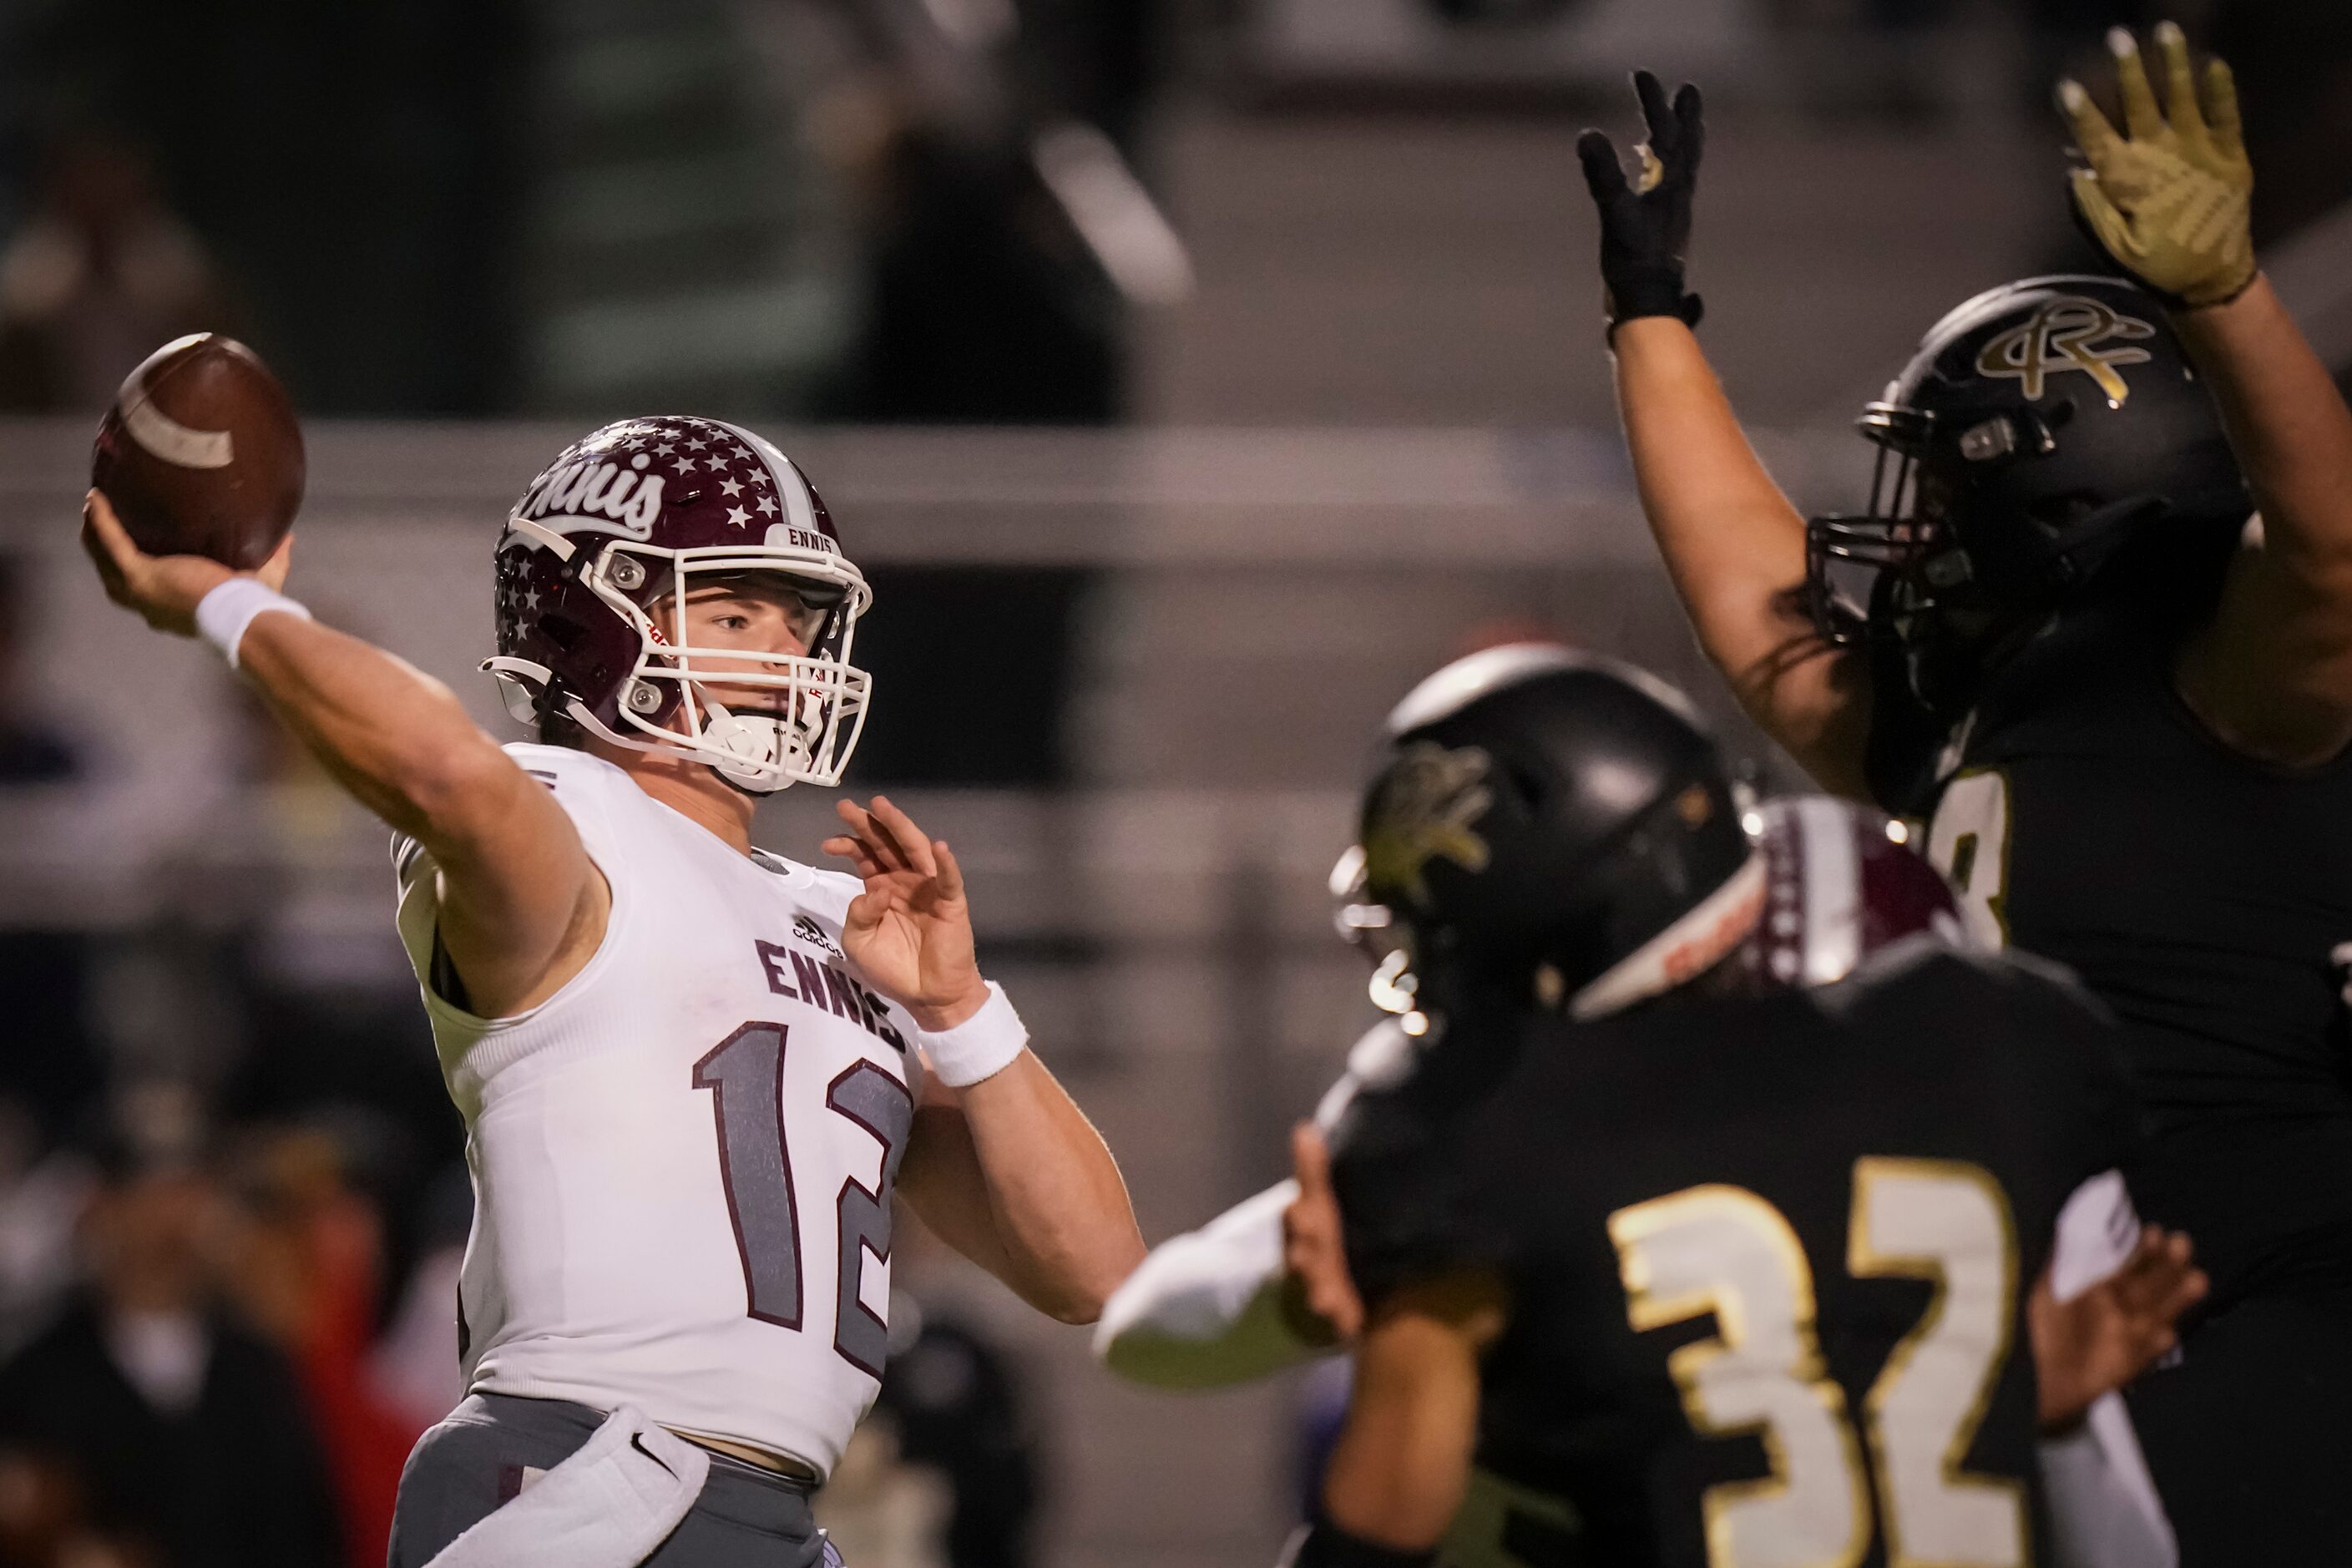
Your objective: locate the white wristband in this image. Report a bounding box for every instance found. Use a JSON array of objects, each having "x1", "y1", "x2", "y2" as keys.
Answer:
[
  {"x1": 195, "y1": 578, "x2": 312, "y2": 669},
  {"x1": 919, "y1": 981, "x2": 1028, "y2": 1087}
]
